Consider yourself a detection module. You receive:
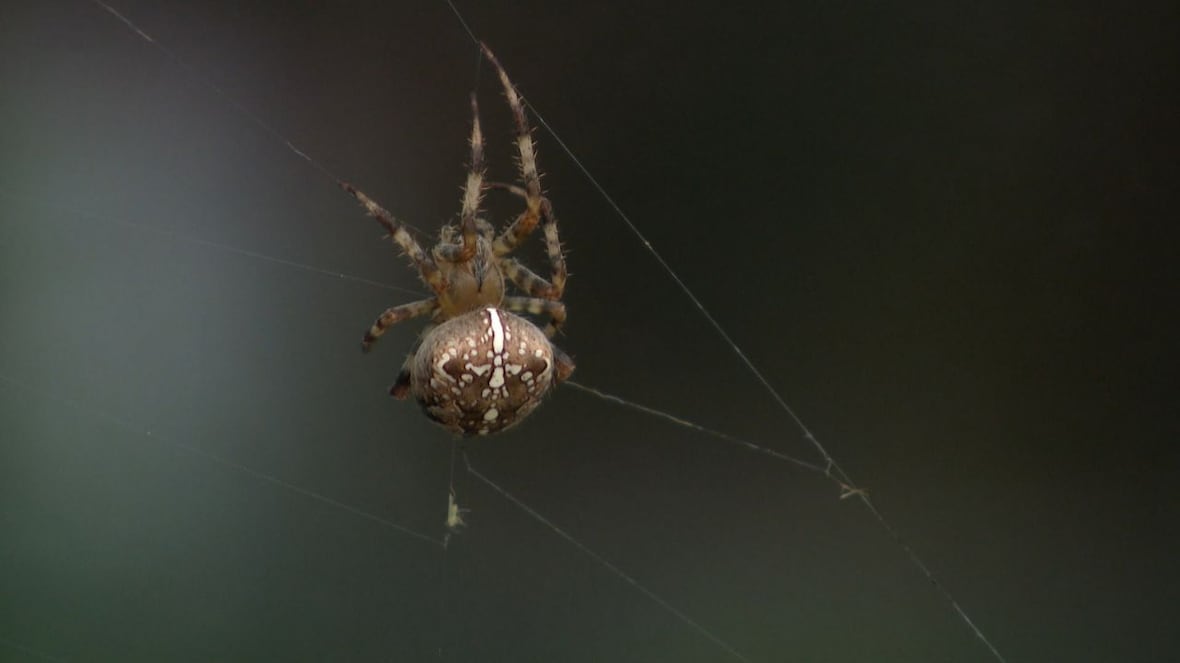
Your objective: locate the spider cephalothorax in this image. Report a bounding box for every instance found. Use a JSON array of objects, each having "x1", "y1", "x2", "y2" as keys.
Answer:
[{"x1": 342, "y1": 43, "x2": 573, "y2": 436}]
